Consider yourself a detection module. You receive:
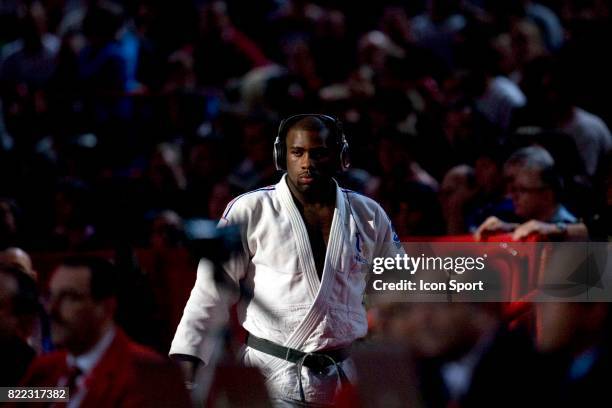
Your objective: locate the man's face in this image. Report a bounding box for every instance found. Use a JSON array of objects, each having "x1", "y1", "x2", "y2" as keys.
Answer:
[
  {"x1": 285, "y1": 127, "x2": 336, "y2": 196},
  {"x1": 47, "y1": 266, "x2": 107, "y2": 354},
  {"x1": 508, "y1": 167, "x2": 555, "y2": 220}
]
